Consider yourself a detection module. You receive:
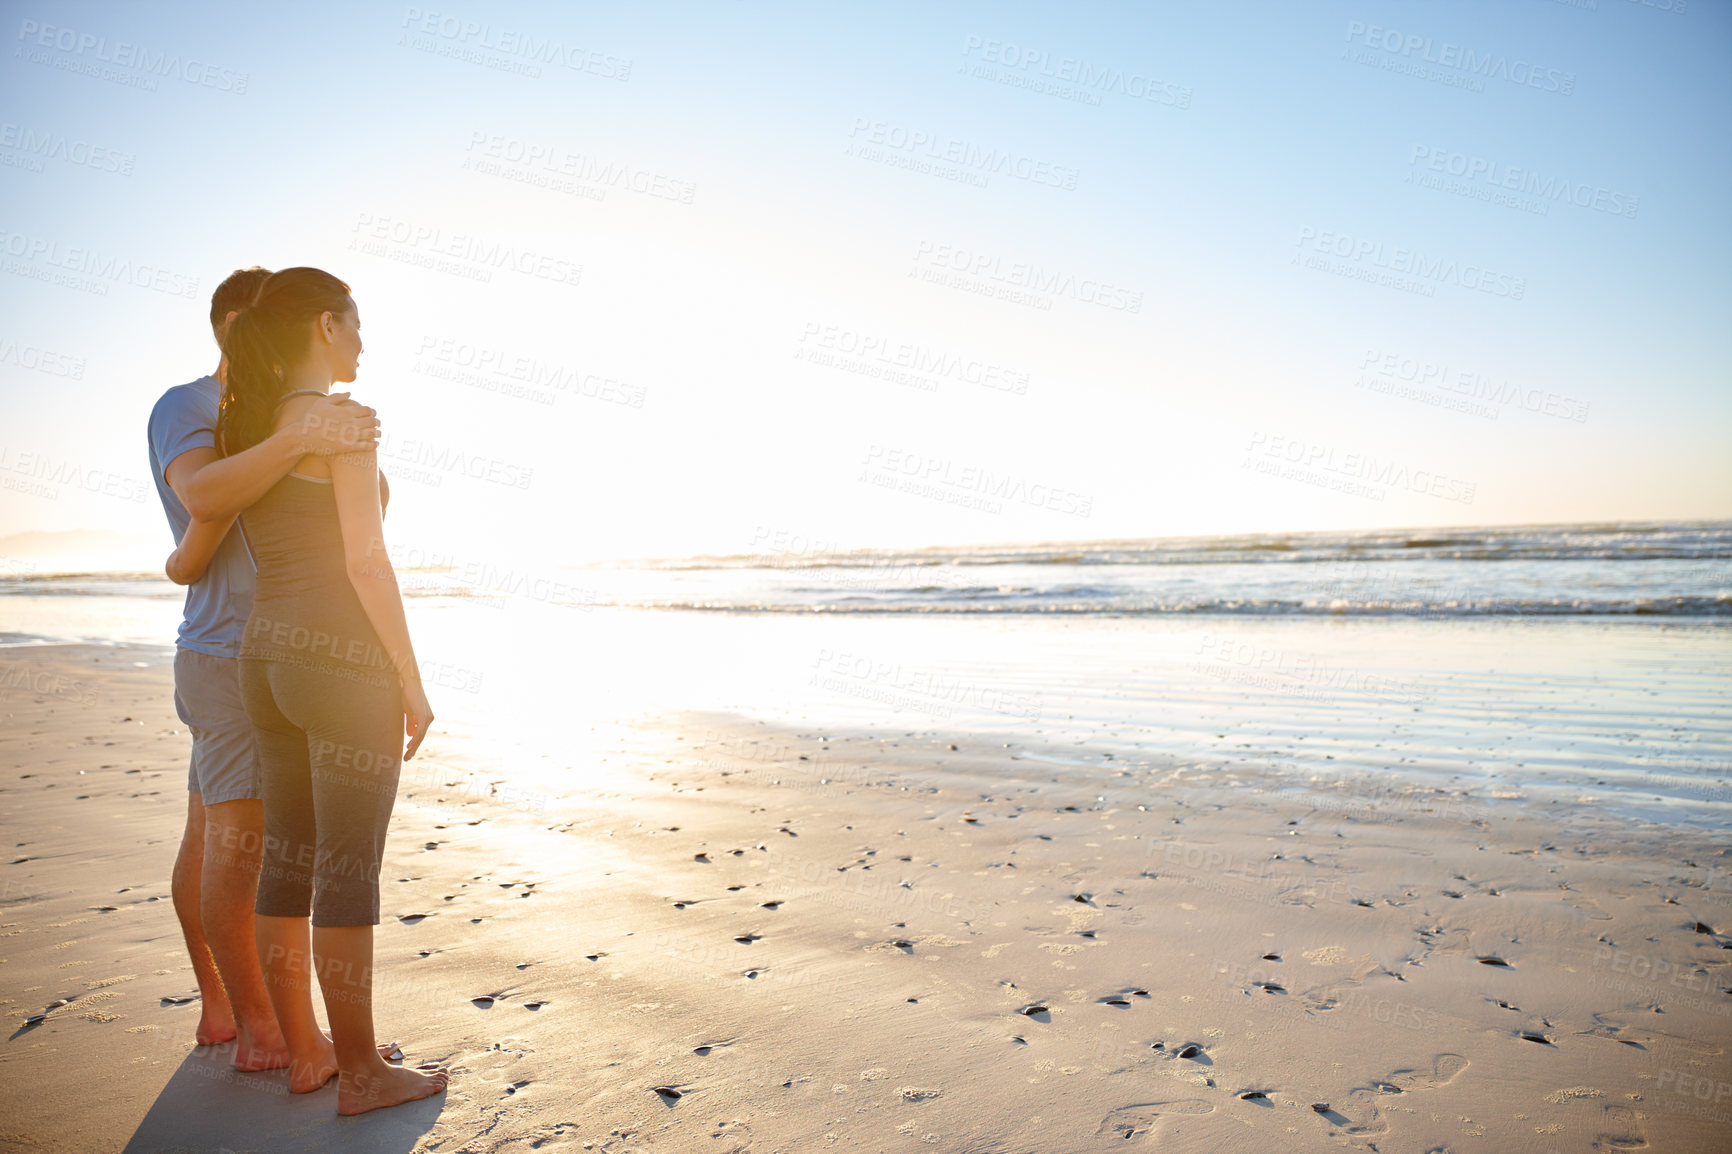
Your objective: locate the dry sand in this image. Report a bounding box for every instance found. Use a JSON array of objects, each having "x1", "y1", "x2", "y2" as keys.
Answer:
[{"x1": 2, "y1": 643, "x2": 1730, "y2": 1152}]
